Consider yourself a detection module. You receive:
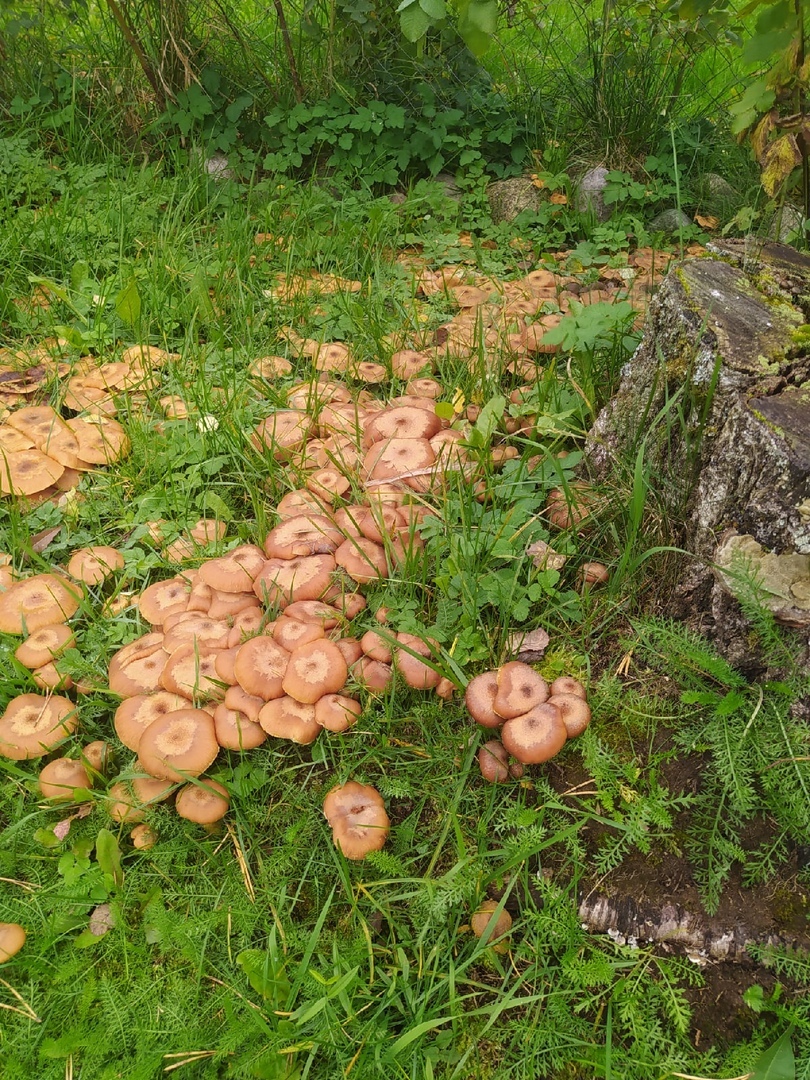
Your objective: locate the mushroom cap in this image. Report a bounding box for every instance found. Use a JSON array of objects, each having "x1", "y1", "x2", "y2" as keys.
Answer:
[
  {"x1": 395, "y1": 633, "x2": 441, "y2": 690},
  {"x1": 0, "y1": 923, "x2": 26, "y2": 963},
  {"x1": 175, "y1": 778, "x2": 230, "y2": 824},
  {"x1": 160, "y1": 644, "x2": 224, "y2": 702},
  {"x1": 477, "y1": 740, "x2": 511, "y2": 783},
  {"x1": 253, "y1": 553, "x2": 336, "y2": 607},
  {"x1": 162, "y1": 613, "x2": 232, "y2": 653},
  {"x1": 252, "y1": 409, "x2": 313, "y2": 458},
  {"x1": 138, "y1": 577, "x2": 192, "y2": 626},
  {"x1": 130, "y1": 823, "x2": 158, "y2": 849},
  {"x1": 233, "y1": 637, "x2": 290, "y2": 700},
  {"x1": 0, "y1": 448, "x2": 64, "y2": 495},
  {"x1": 282, "y1": 639, "x2": 348, "y2": 704},
  {"x1": 470, "y1": 899, "x2": 512, "y2": 944},
  {"x1": 108, "y1": 636, "x2": 169, "y2": 697},
  {"x1": 273, "y1": 614, "x2": 325, "y2": 652},
  {"x1": 283, "y1": 600, "x2": 342, "y2": 629},
  {"x1": 14, "y1": 622, "x2": 75, "y2": 669},
  {"x1": 258, "y1": 696, "x2": 321, "y2": 744},
  {"x1": 493, "y1": 662, "x2": 549, "y2": 720},
  {"x1": 107, "y1": 776, "x2": 176, "y2": 823},
  {"x1": 549, "y1": 676, "x2": 587, "y2": 699},
  {"x1": 81, "y1": 740, "x2": 110, "y2": 774},
  {"x1": 581, "y1": 561, "x2": 609, "y2": 586},
  {"x1": 360, "y1": 630, "x2": 392, "y2": 664},
  {"x1": 334, "y1": 637, "x2": 364, "y2": 666},
  {"x1": 501, "y1": 702, "x2": 567, "y2": 764},
  {"x1": 38, "y1": 757, "x2": 92, "y2": 799},
  {"x1": 114, "y1": 691, "x2": 191, "y2": 752},
  {"x1": 224, "y1": 684, "x2": 265, "y2": 722},
  {"x1": 314, "y1": 693, "x2": 362, "y2": 733},
  {"x1": 198, "y1": 545, "x2": 266, "y2": 592},
  {"x1": 137, "y1": 708, "x2": 220, "y2": 781},
  {"x1": 0, "y1": 573, "x2": 81, "y2": 634},
  {"x1": 213, "y1": 703, "x2": 268, "y2": 750},
  {"x1": 323, "y1": 781, "x2": 390, "y2": 860},
  {"x1": 465, "y1": 671, "x2": 501, "y2": 728},
  {"x1": 264, "y1": 514, "x2": 343, "y2": 560},
  {"x1": 548, "y1": 693, "x2": 592, "y2": 738},
  {"x1": 67, "y1": 545, "x2": 124, "y2": 585},
  {"x1": 363, "y1": 437, "x2": 435, "y2": 482},
  {"x1": 334, "y1": 537, "x2": 388, "y2": 584},
  {"x1": 353, "y1": 656, "x2": 393, "y2": 692},
  {"x1": 364, "y1": 405, "x2": 441, "y2": 445},
  {"x1": 0, "y1": 694, "x2": 78, "y2": 759}
]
